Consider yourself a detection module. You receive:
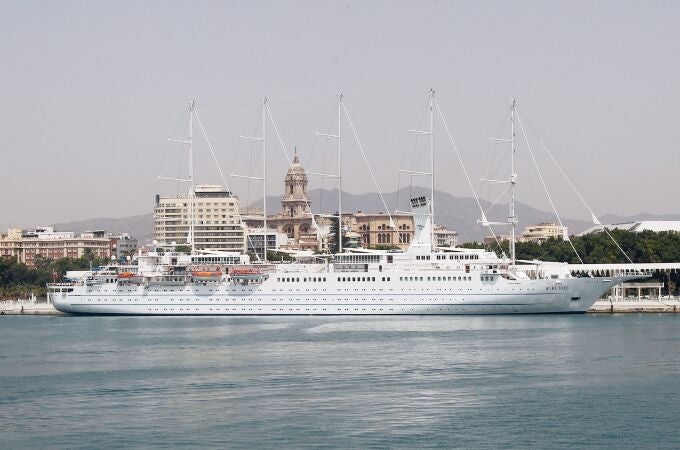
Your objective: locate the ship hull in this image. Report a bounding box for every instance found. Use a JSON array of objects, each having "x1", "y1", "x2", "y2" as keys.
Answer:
[{"x1": 49, "y1": 276, "x2": 623, "y2": 315}]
